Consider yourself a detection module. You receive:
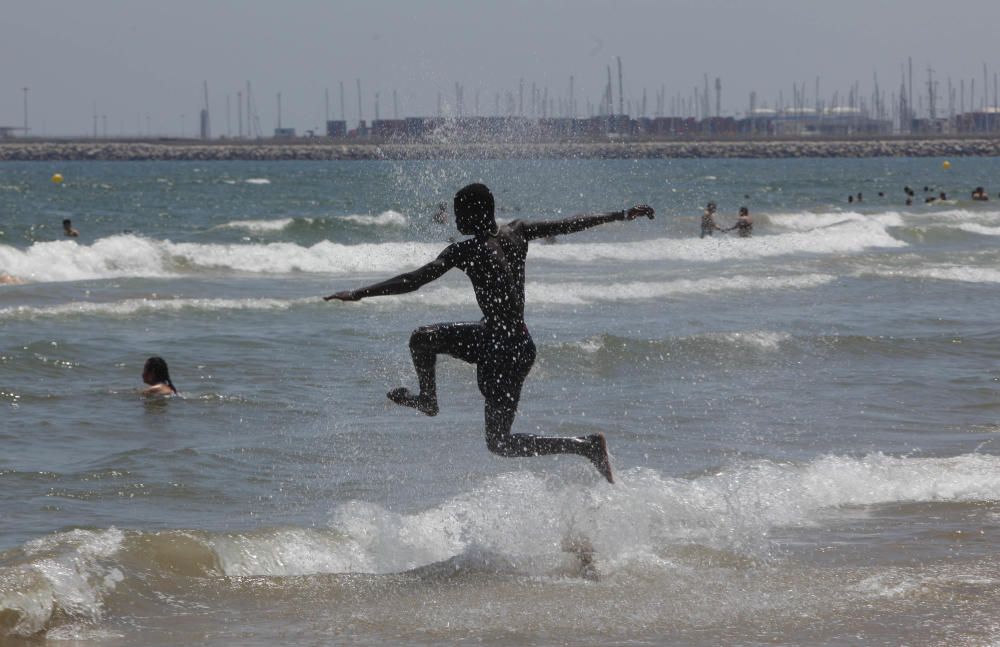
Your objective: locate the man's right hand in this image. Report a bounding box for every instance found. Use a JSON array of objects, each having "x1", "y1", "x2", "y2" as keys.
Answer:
[
  {"x1": 625, "y1": 205, "x2": 655, "y2": 220},
  {"x1": 324, "y1": 290, "x2": 359, "y2": 302}
]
